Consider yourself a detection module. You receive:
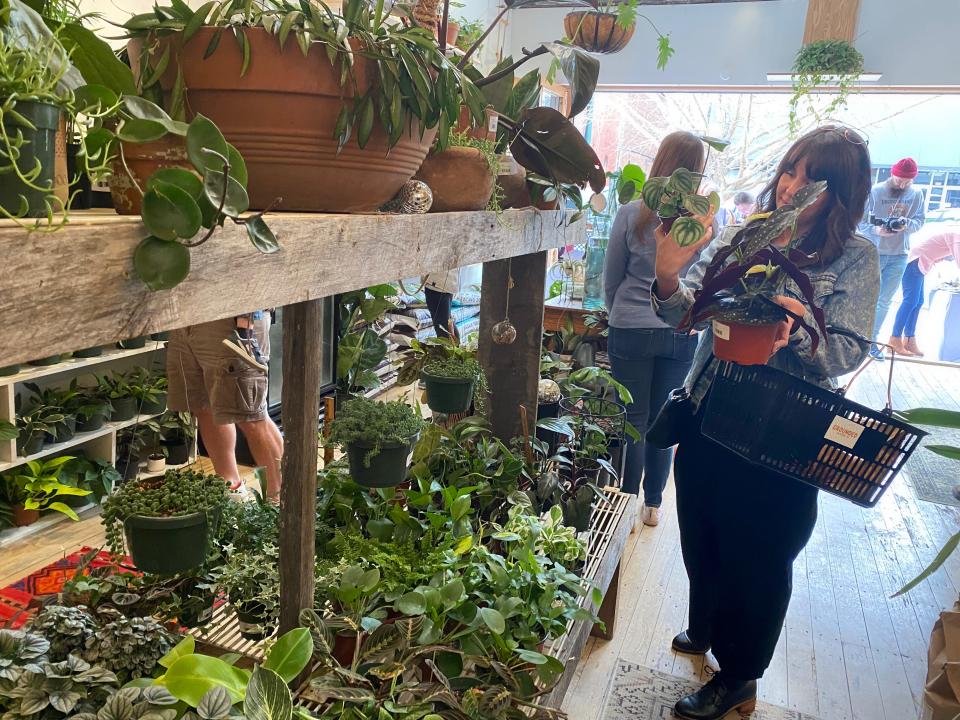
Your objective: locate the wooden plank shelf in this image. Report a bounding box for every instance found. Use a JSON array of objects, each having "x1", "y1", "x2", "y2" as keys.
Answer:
[{"x1": 0, "y1": 209, "x2": 582, "y2": 367}]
